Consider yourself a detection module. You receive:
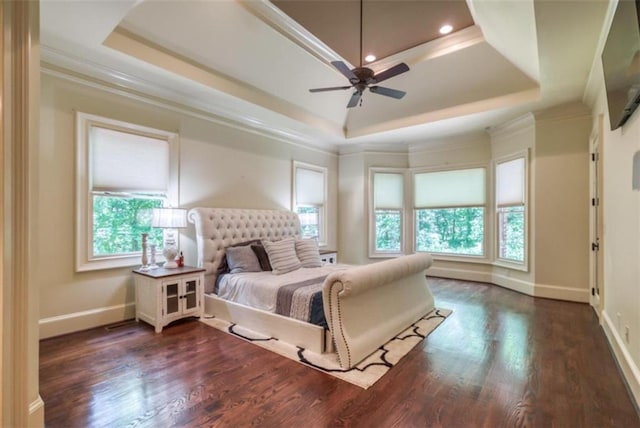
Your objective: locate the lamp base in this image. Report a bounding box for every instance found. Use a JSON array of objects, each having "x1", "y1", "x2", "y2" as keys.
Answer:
[{"x1": 163, "y1": 260, "x2": 179, "y2": 269}]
